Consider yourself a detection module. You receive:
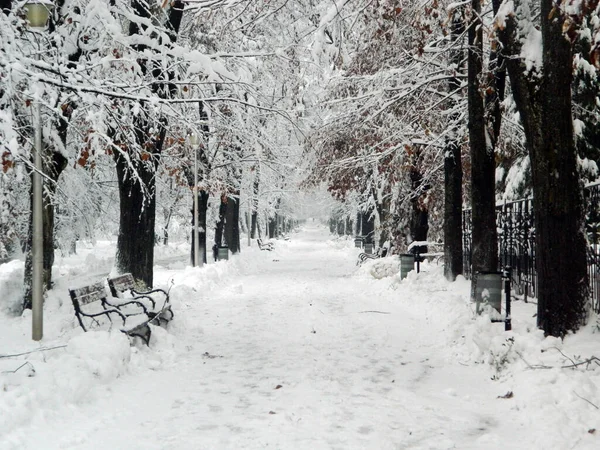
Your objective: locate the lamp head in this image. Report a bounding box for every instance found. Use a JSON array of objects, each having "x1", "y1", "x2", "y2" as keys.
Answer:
[
  {"x1": 189, "y1": 134, "x2": 200, "y2": 147},
  {"x1": 24, "y1": 0, "x2": 54, "y2": 29}
]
